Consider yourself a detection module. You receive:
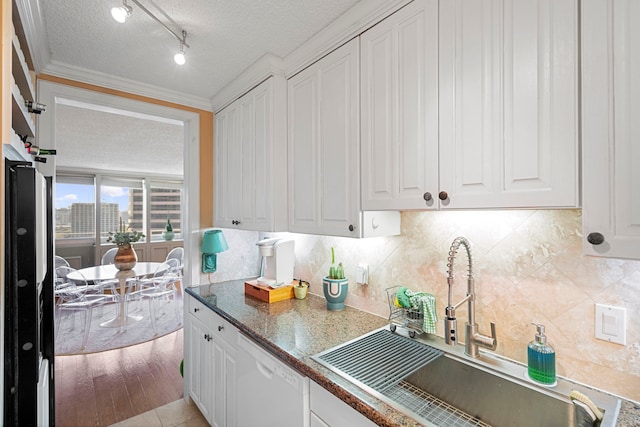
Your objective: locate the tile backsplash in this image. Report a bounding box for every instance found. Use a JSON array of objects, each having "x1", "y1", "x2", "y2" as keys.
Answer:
[{"x1": 205, "y1": 209, "x2": 640, "y2": 402}]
